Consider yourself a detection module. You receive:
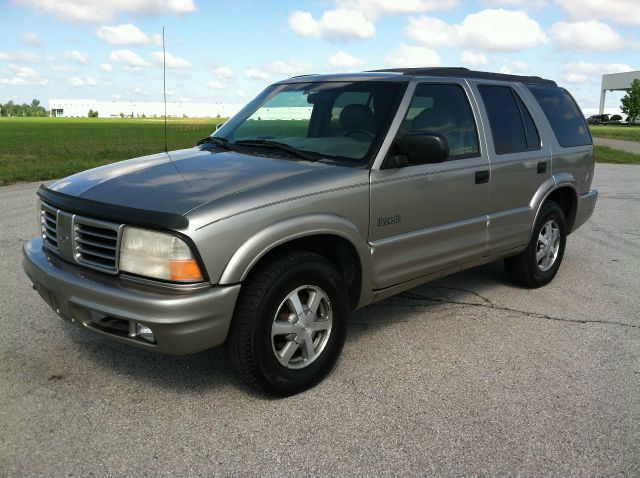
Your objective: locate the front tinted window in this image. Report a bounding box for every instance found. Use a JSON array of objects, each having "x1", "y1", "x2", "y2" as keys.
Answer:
[
  {"x1": 234, "y1": 91, "x2": 312, "y2": 138},
  {"x1": 528, "y1": 85, "x2": 592, "y2": 147},
  {"x1": 216, "y1": 81, "x2": 405, "y2": 165},
  {"x1": 399, "y1": 83, "x2": 479, "y2": 158}
]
